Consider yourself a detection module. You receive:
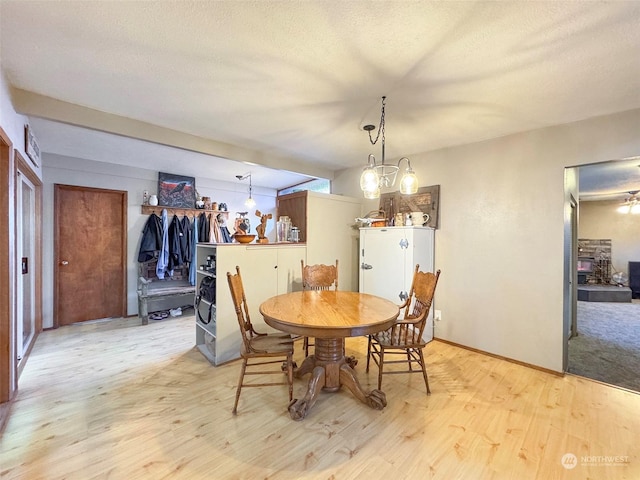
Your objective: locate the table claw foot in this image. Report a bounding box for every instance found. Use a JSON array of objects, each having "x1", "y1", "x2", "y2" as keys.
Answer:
[
  {"x1": 345, "y1": 355, "x2": 358, "y2": 368},
  {"x1": 366, "y1": 389, "x2": 387, "y2": 410},
  {"x1": 288, "y1": 398, "x2": 310, "y2": 421},
  {"x1": 288, "y1": 366, "x2": 325, "y2": 420}
]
